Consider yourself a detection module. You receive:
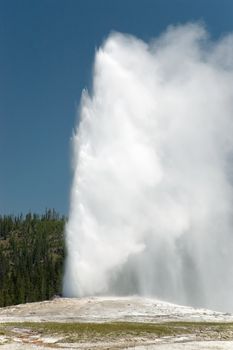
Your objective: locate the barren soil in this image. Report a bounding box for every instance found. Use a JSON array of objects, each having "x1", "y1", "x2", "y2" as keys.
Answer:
[{"x1": 1, "y1": 296, "x2": 233, "y2": 349}]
